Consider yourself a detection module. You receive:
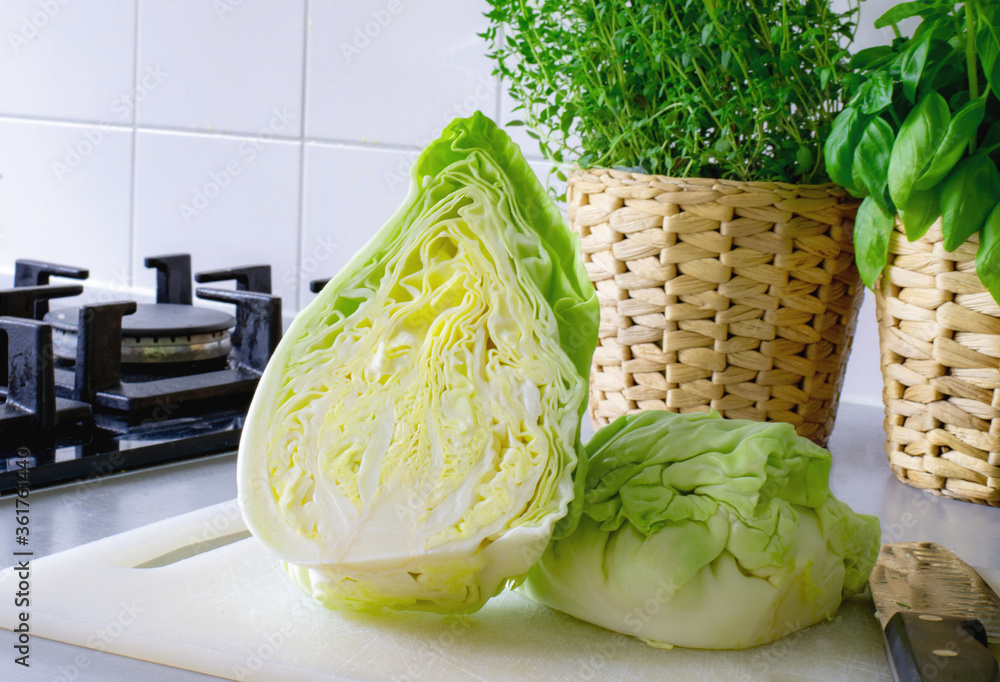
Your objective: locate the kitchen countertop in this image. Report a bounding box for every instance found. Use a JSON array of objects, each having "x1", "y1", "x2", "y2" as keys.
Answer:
[{"x1": 1, "y1": 401, "x2": 998, "y2": 681}]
